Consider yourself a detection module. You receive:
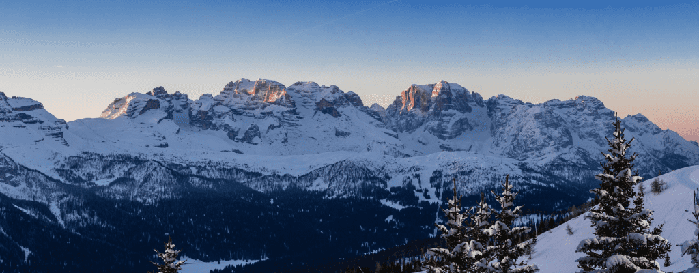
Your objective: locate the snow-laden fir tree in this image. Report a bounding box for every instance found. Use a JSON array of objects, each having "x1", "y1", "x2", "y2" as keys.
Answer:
[
  {"x1": 483, "y1": 175, "x2": 539, "y2": 273},
  {"x1": 576, "y1": 117, "x2": 671, "y2": 273},
  {"x1": 426, "y1": 178, "x2": 493, "y2": 273},
  {"x1": 650, "y1": 171, "x2": 667, "y2": 195},
  {"x1": 471, "y1": 191, "x2": 496, "y2": 272},
  {"x1": 679, "y1": 189, "x2": 699, "y2": 271},
  {"x1": 150, "y1": 236, "x2": 186, "y2": 273}
]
